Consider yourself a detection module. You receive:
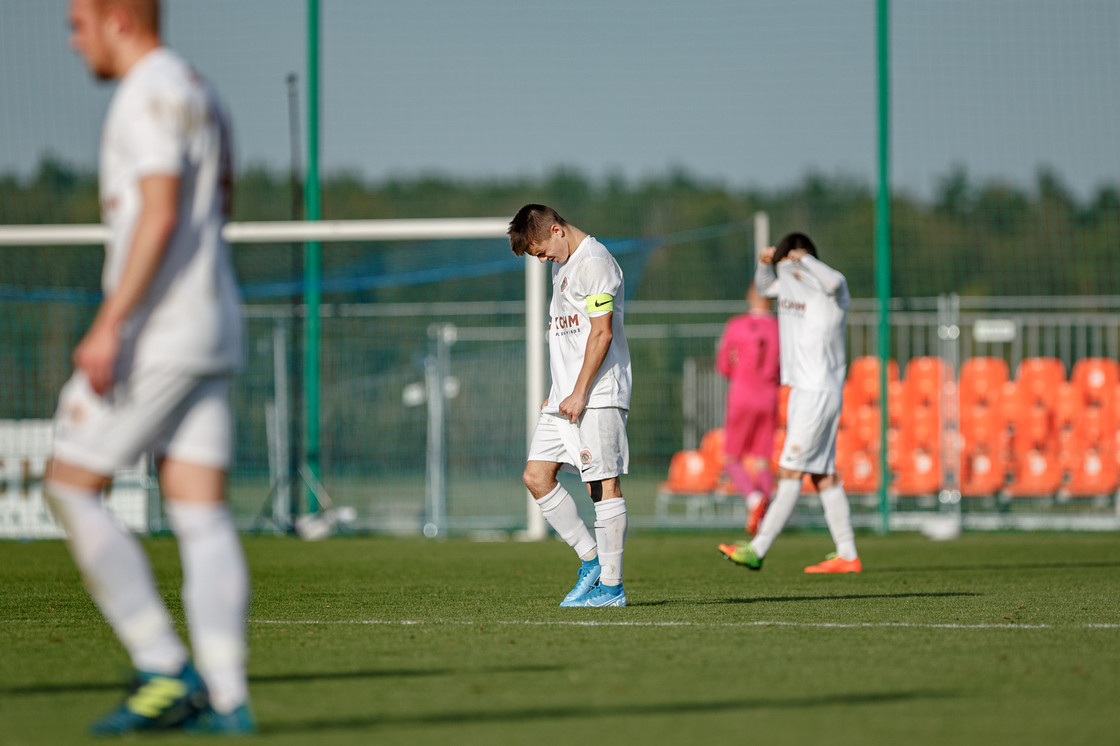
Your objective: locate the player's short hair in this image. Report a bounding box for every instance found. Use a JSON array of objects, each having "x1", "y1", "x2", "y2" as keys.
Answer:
[
  {"x1": 508, "y1": 204, "x2": 567, "y2": 256},
  {"x1": 773, "y1": 231, "x2": 819, "y2": 263},
  {"x1": 98, "y1": 0, "x2": 160, "y2": 35}
]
